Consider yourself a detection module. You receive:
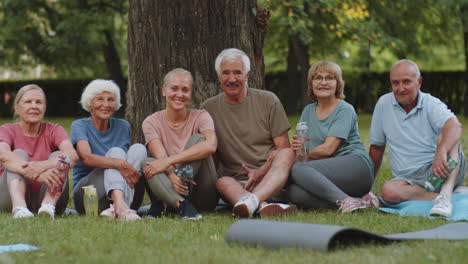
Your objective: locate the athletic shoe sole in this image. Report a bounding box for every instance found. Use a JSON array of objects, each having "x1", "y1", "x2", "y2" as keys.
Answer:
[
  {"x1": 232, "y1": 204, "x2": 251, "y2": 218},
  {"x1": 258, "y1": 204, "x2": 297, "y2": 218}
]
